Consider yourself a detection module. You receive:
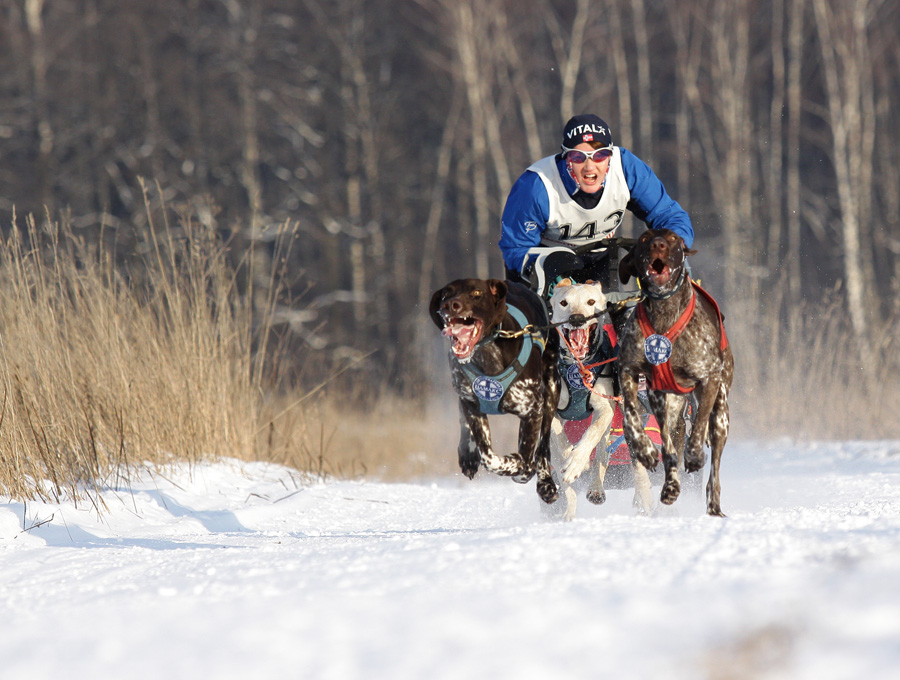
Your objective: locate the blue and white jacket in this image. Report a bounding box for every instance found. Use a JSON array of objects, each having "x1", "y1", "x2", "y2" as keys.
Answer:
[{"x1": 499, "y1": 148, "x2": 694, "y2": 273}]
